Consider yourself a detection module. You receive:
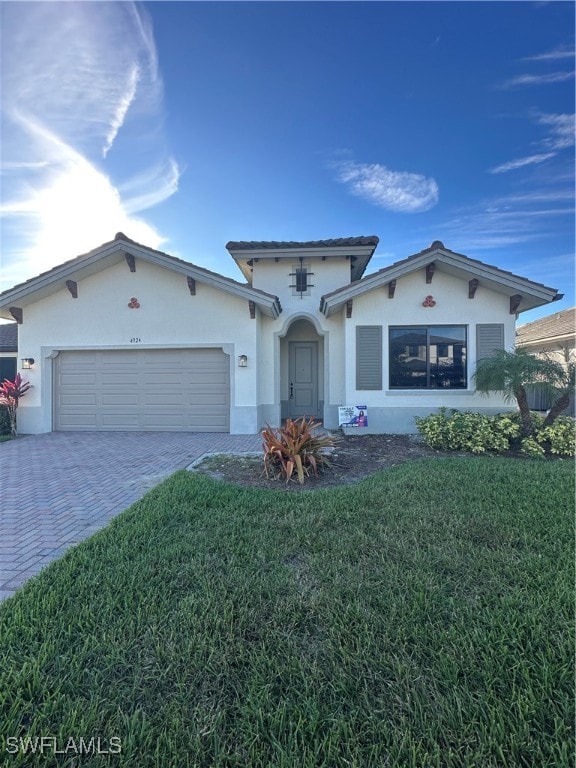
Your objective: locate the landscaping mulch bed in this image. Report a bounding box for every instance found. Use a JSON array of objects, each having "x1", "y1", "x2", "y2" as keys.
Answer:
[{"x1": 192, "y1": 433, "x2": 448, "y2": 491}]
